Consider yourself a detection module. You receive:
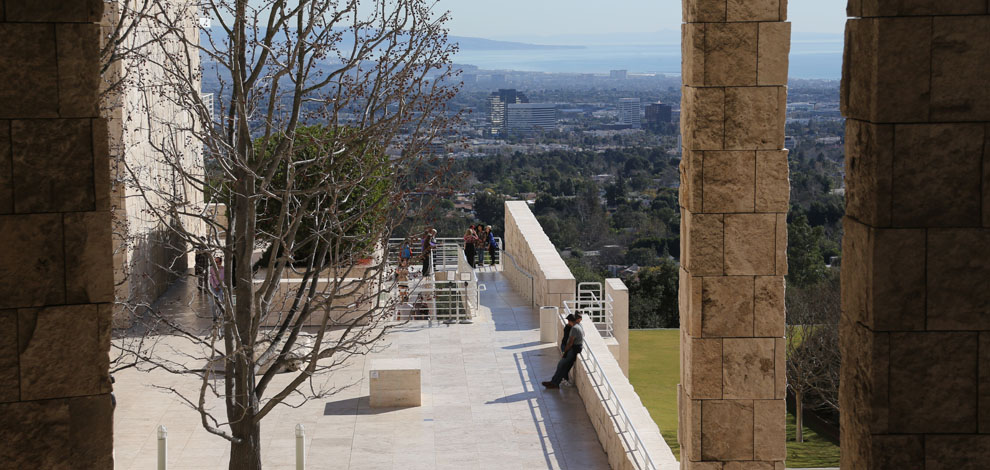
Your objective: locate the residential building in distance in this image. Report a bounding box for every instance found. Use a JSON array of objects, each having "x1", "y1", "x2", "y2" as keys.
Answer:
[
  {"x1": 487, "y1": 88, "x2": 529, "y2": 137},
  {"x1": 609, "y1": 69, "x2": 627, "y2": 79},
  {"x1": 507, "y1": 103, "x2": 557, "y2": 134},
  {"x1": 618, "y1": 97, "x2": 641, "y2": 128},
  {"x1": 645, "y1": 102, "x2": 672, "y2": 128}
]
